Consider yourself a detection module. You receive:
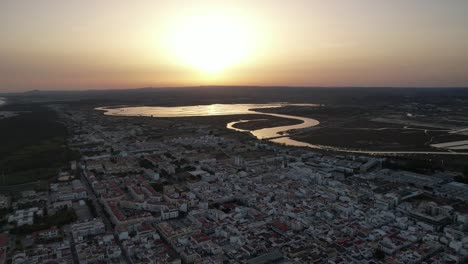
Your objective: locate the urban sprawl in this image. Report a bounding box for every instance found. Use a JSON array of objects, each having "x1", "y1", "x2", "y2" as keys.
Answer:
[{"x1": 1, "y1": 106, "x2": 468, "y2": 264}]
